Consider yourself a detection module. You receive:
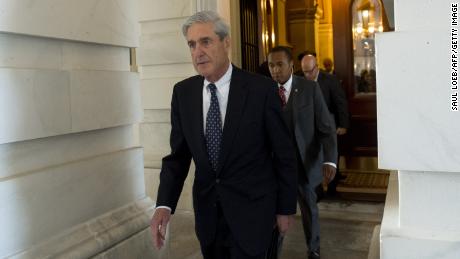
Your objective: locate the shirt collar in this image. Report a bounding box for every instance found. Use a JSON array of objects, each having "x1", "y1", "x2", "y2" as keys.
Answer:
[
  {"x1": 204, "y1": 63, "x2": 232, "y2": 89},
  {"x1": 313, "y1": 71, "x2": 319, "y2": 81},
  {"x1": 278, "y1": 74, "x2": 293, "y2": 92}
]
